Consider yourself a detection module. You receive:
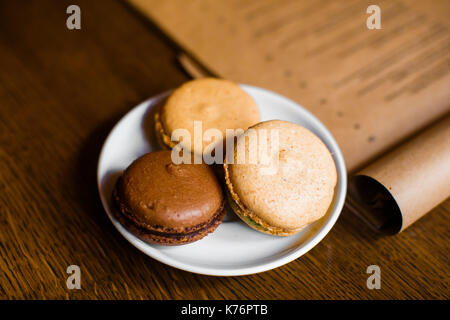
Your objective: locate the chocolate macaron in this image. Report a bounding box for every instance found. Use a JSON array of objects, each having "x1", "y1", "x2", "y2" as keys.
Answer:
[
  {"x1": 224, "y1": 120, "x2": 337, "y2": 236},
  {"x1": 113, "y1": 151, "x2": 225, "y2": 245},
  {"x1": 154, "y1": 78, "x2": 260, "y2": 156}
]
